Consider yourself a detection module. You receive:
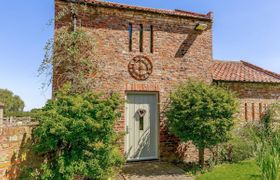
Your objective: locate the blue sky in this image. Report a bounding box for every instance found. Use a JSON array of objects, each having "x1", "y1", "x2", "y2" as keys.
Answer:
[{"x1": 0, "y1": 0, "x2": 279, "y2": 111}]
